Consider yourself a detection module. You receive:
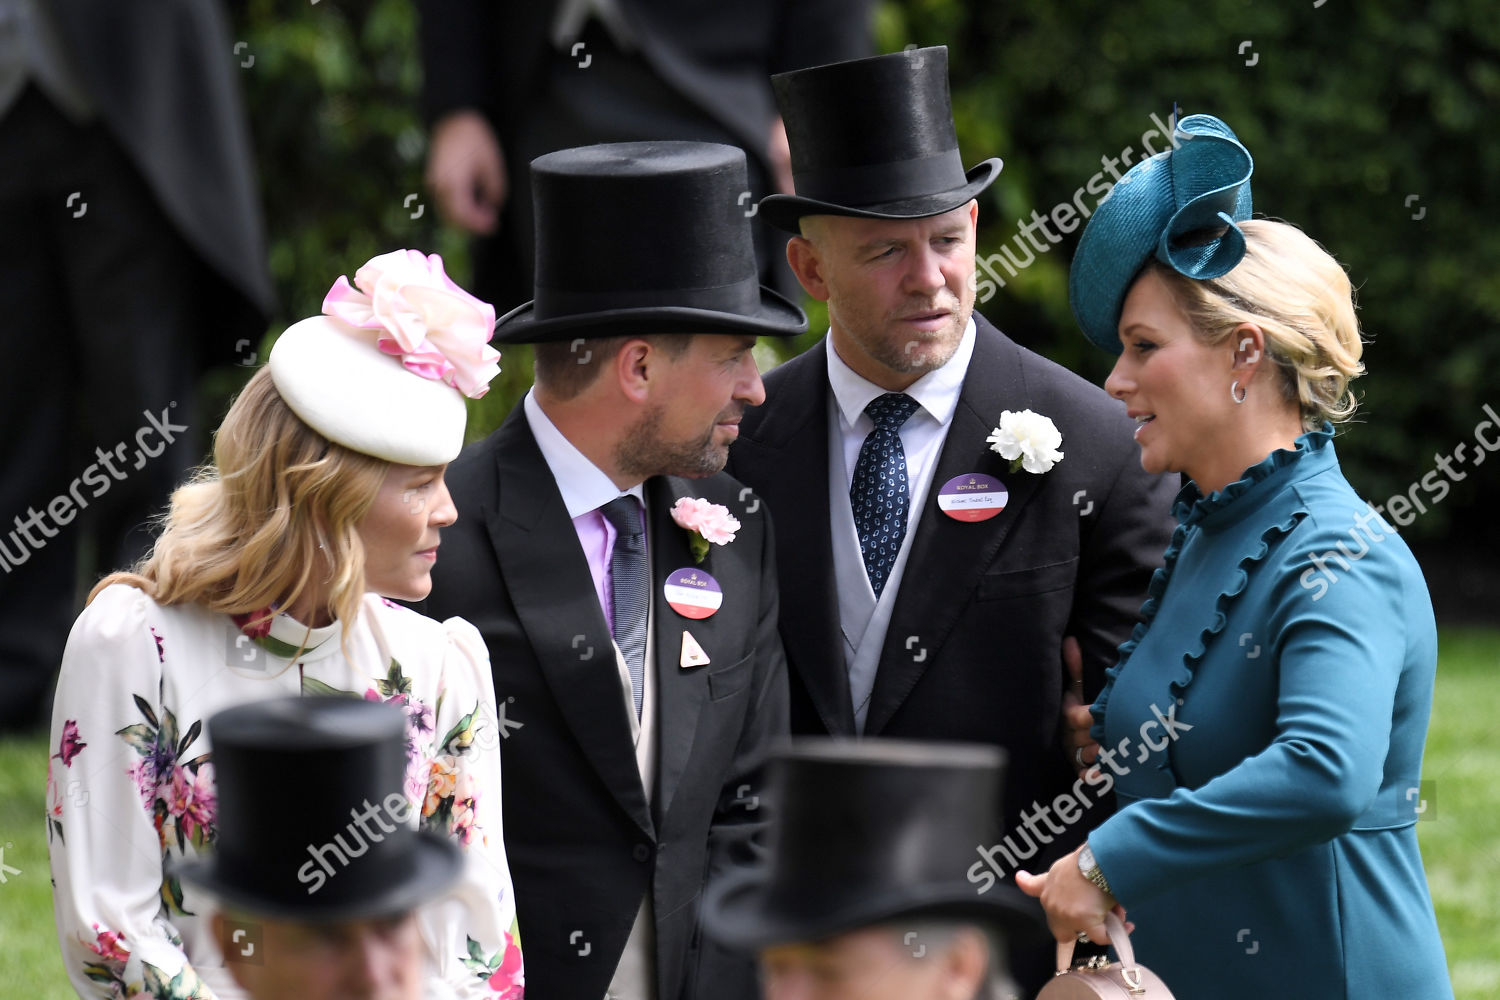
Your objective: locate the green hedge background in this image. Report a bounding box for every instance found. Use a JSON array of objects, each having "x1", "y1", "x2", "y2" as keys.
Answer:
[{"x1": 228, "y1": 0, "x2": 1499, "y2": 594}]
